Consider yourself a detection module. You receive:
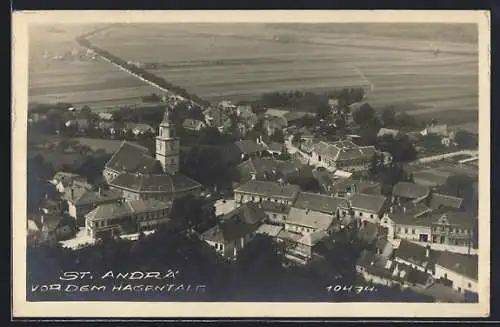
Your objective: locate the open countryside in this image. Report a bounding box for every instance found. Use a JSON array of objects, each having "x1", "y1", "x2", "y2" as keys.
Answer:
[{"x1": 86, "y1": 23, "x2": 478, "y2": 121}]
